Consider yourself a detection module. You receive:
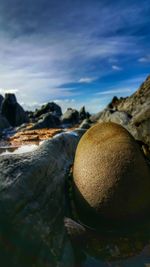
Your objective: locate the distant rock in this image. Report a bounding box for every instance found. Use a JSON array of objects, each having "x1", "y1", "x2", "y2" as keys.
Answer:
[
  {"x1": 0, "y1": 94, "x2": 4, "y2": 110},
  {"x1": 79, "y1": 106, "x2": 90, "y2": 121},
  {"x1": 79, "y1": 118, "x2": 91, "y2": 129},
  {"x1": 1, "y1": 93, "x2": 29, "y2": 127},
  {"x1": 34, "y1": 102, "x2": 62, "y2": 118},
  {"x1": 61, "y1": 108, "x2": 79, "y2": 125},
  {"x1": 0, "y1": 114, "x2": 10, "y2": 130},
  {"x1": 30, "y1": 112, "x2": 60, "y2": 130}
]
